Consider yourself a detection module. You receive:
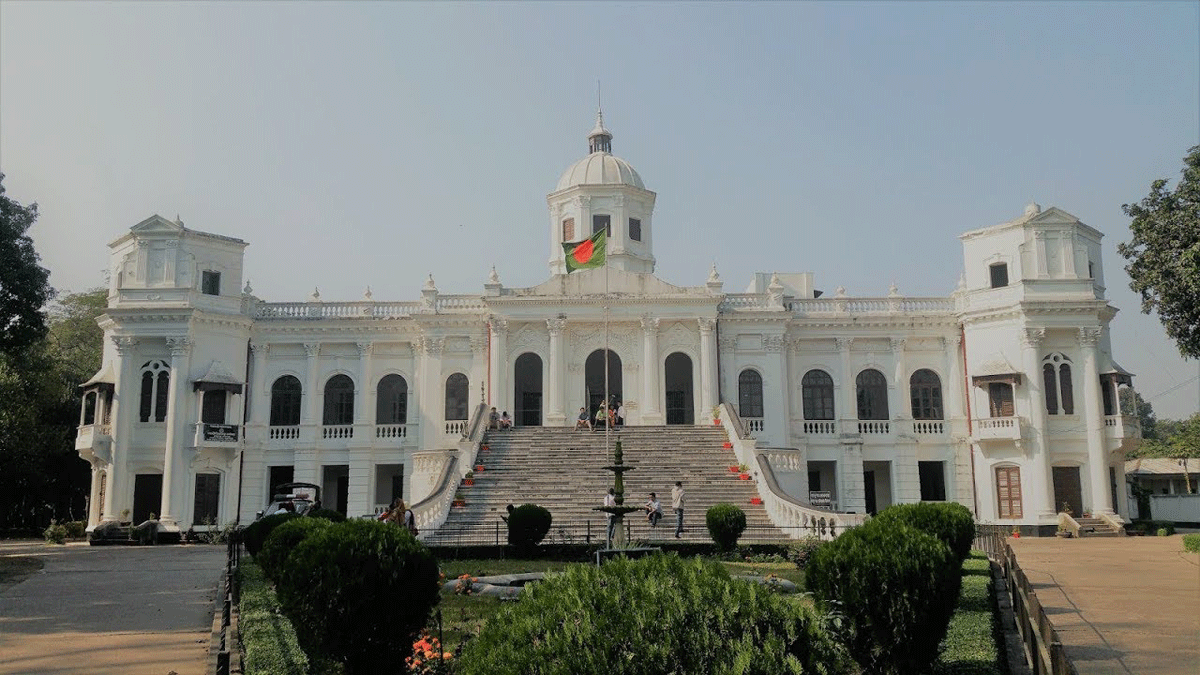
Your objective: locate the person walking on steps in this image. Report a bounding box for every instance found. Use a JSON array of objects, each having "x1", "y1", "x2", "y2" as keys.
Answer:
[
  {"x1": 603, "y1": 488, "x2": 617, "y2": 546},
  {"x1": 671, "y1": 481, "x2": 685, "y2": 539}
]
